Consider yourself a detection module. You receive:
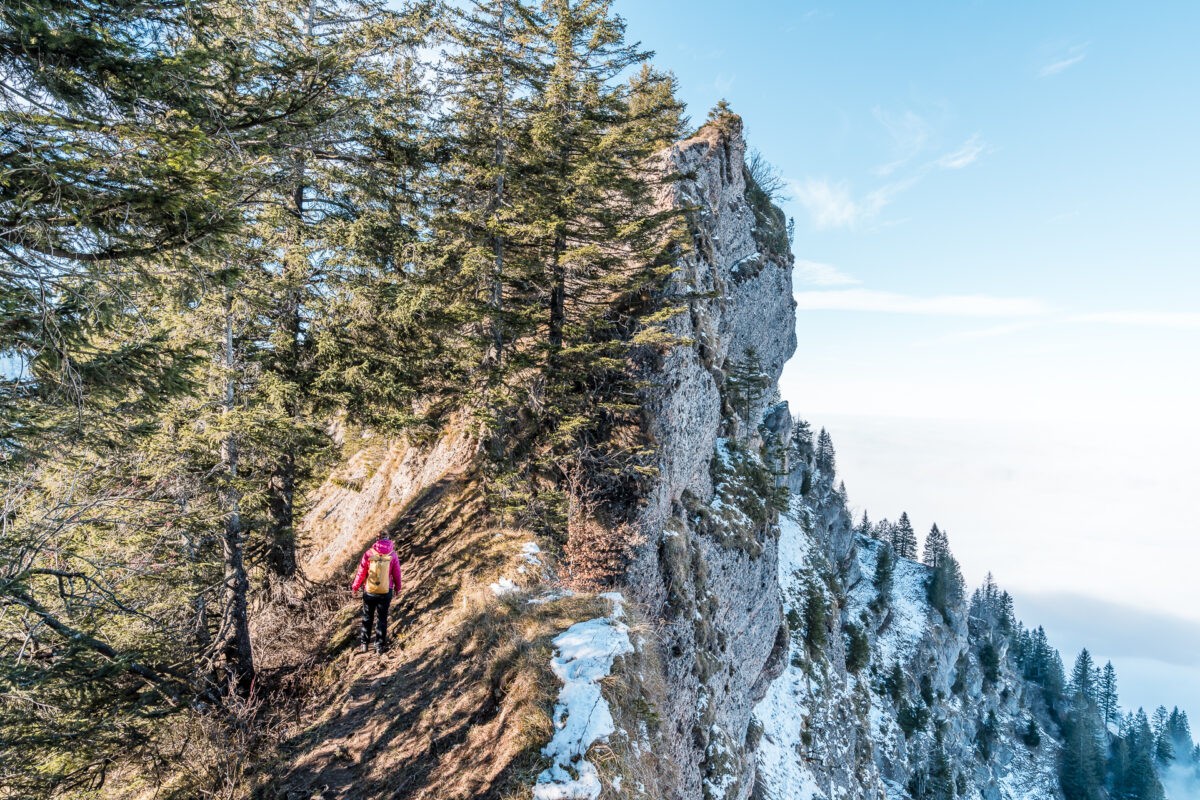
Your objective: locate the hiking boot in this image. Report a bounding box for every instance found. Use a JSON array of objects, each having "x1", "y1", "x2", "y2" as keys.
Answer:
[
  {"x1": 375, "y1": 642, "x2": 388, "y2": 655},
  {"x1": 358, "y1": 641, "x2": 371, "y2": 654}
]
